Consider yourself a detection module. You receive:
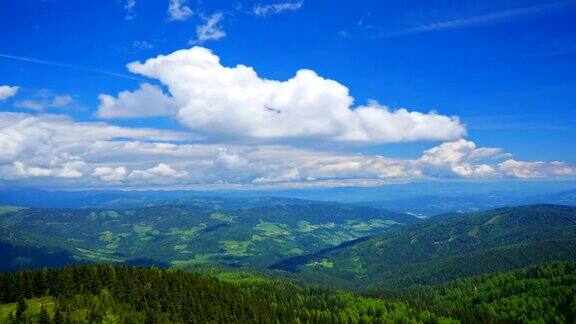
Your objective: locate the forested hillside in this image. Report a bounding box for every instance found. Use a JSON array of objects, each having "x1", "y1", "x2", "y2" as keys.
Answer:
[
  {"x1": 272, "y1": 204, "x2": 576, "y2": 290},
  {"x1": 0, "y1": 204, "x2": 417, "y2": 271},
  {"x1": 0, "y1": 264, "x2": 444, "y2": 323},
  {"x1": 370, "y1": 261, "x2": 576, "y2": 323},
  {"x1": 1, "y1": 262, "x2": 575, "y2": 323}
]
